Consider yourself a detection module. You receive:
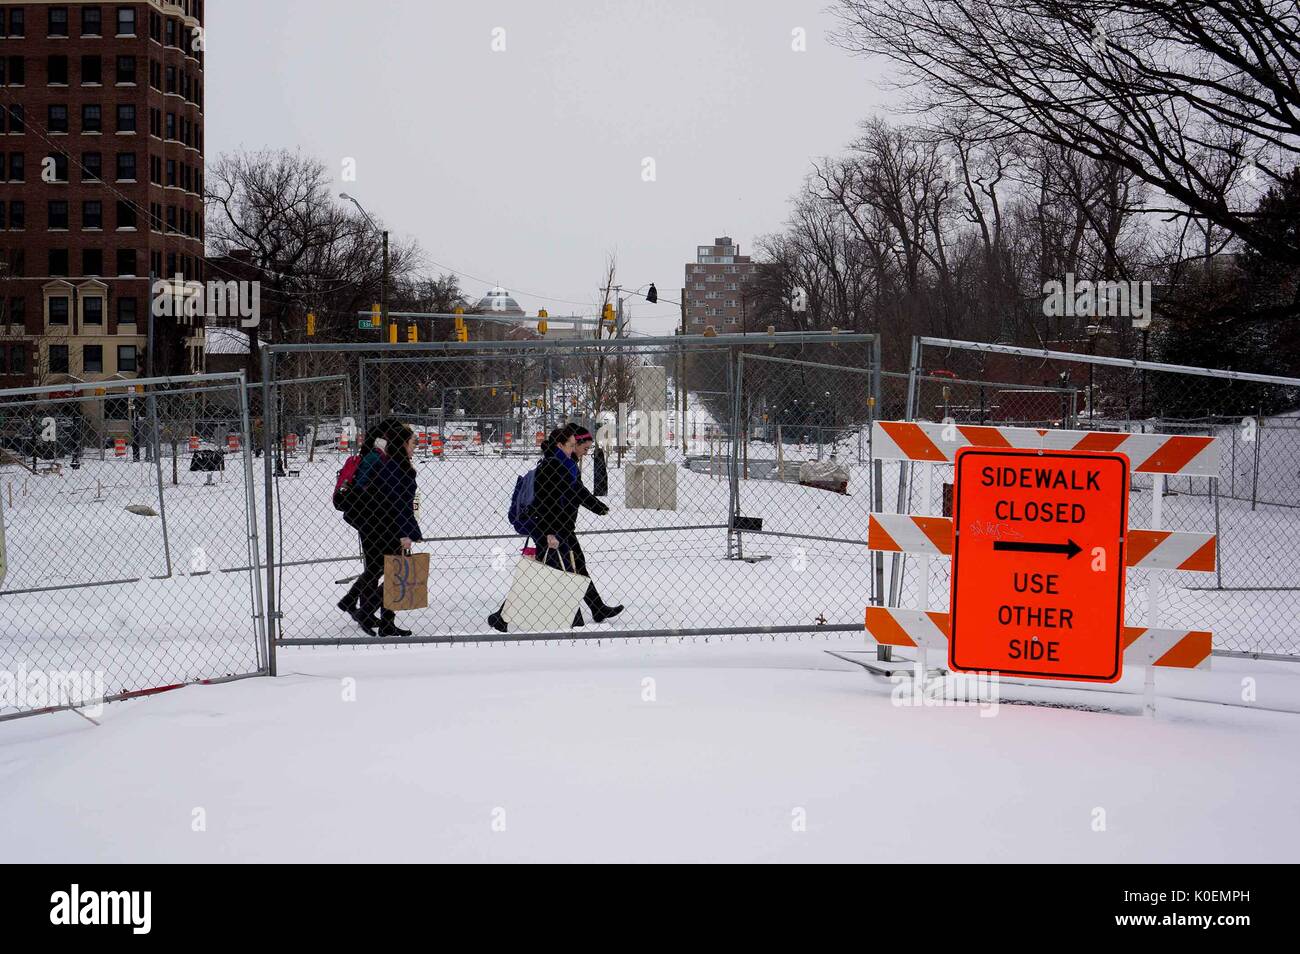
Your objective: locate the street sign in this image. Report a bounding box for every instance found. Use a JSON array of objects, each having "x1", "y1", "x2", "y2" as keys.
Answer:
[
  {"x1": 949, "y1": 447, "x2": 1130, "y2": 682},
  {"x1": 358, "y1": 319, "x2": 375, "y2": 329}
]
